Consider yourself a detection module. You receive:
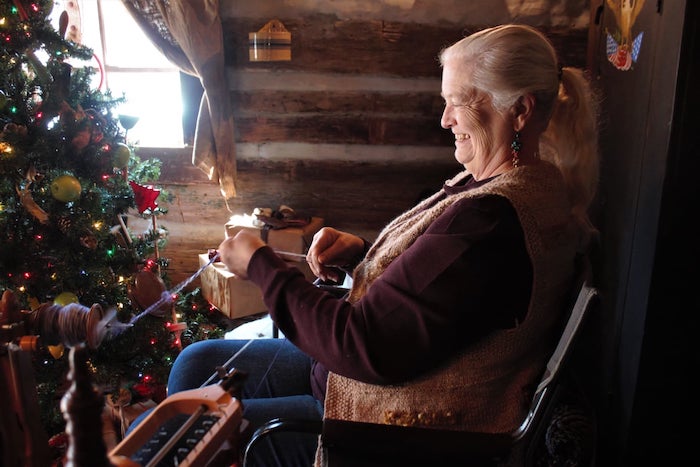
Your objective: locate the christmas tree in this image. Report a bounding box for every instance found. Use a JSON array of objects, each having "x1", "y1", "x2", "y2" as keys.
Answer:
[{"x1": 0, "y1": 0, "x2": 225, "y2": 449}]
